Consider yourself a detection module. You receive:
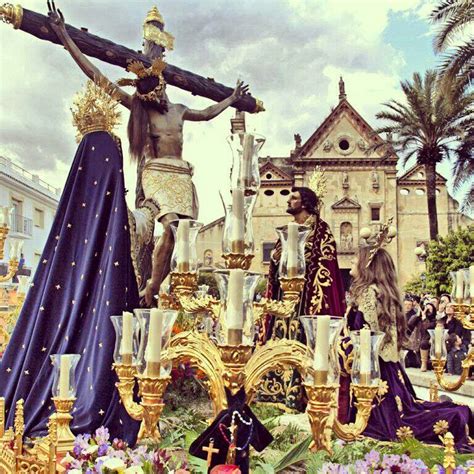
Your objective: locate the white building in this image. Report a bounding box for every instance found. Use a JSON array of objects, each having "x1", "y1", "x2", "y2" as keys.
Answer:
[{"x1": 0, "y1": 156, "x2": 61, "y2": 276}]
